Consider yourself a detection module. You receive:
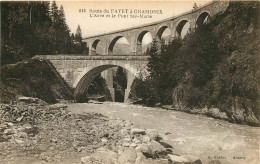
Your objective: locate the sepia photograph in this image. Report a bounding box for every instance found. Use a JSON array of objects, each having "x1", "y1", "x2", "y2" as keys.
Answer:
[{"x1": 0, "y1": 0, "x2": 259, "y2": 163}]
